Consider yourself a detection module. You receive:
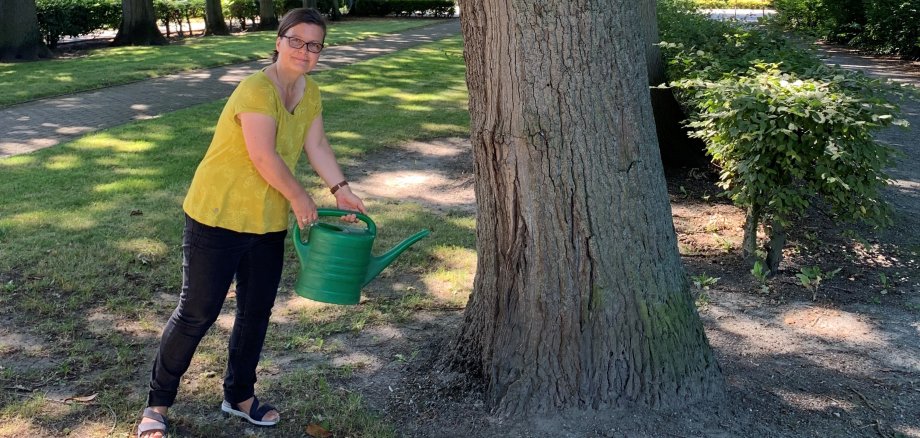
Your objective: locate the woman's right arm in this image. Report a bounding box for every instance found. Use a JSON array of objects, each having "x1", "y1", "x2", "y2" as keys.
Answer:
[{"x1": 239, "y1": 112, "x2": 317, "y2": 229}]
